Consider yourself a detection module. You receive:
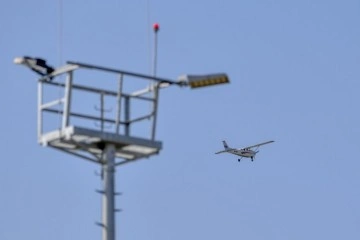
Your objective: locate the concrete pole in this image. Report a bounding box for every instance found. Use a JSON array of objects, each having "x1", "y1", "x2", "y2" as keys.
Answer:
[{"x1": 102, "y1": 144, "x2": 116, "y2": 240}]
